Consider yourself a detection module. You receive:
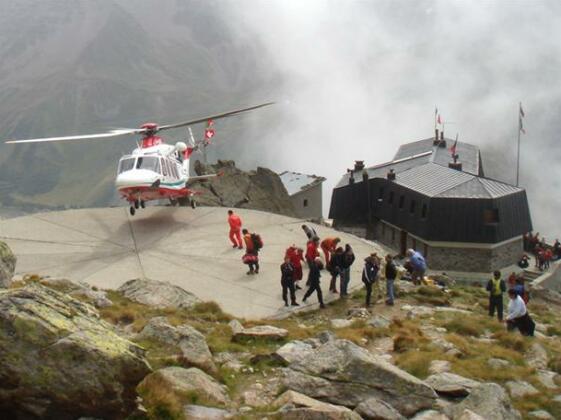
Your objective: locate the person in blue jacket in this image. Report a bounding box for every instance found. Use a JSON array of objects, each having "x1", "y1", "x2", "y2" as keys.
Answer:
[{"x1": 406, "y1": 248, "x2": 426, "y2": 285}]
